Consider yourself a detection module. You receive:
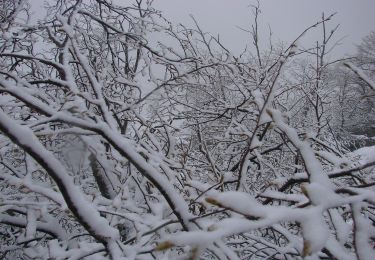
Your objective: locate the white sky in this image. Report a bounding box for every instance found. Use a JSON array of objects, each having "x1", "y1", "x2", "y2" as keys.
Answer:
[
  {"x1": 29, "y1": 0, "x2": 375, "y2": 59},
  {"x1": 153, "y1": 0, "x2": 375, "y2": 58}
]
